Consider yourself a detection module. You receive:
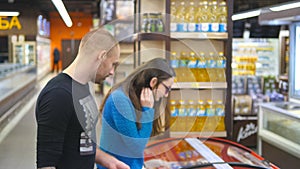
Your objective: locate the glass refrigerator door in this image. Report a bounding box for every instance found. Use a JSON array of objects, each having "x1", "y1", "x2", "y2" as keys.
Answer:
[
  {"x1": 24, "y1": 42, "x2": 36, "y2": 65},
  {"x1": 290, "y1": 22, "x2": 300, "y2": 101},
  {"x1": 13, "y1": 43, "x2": 24, "y2": 64}
]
